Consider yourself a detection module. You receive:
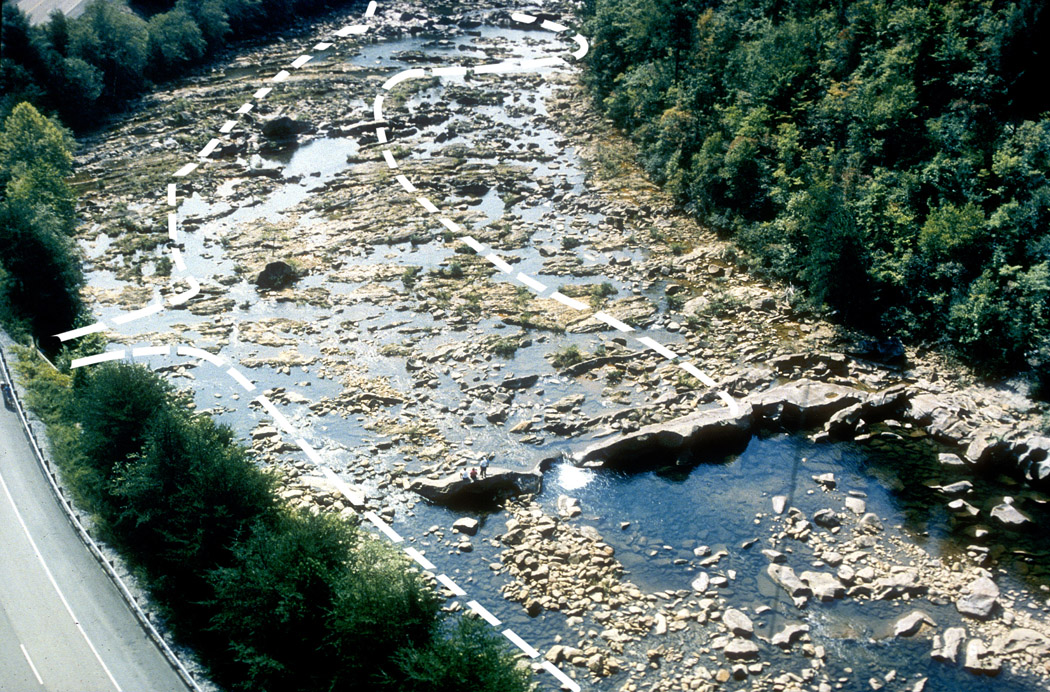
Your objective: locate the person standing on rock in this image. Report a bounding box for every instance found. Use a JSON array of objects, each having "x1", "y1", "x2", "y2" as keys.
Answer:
[{"x1": 480, "y1": 458, "x2": 489, "y2": 478}]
